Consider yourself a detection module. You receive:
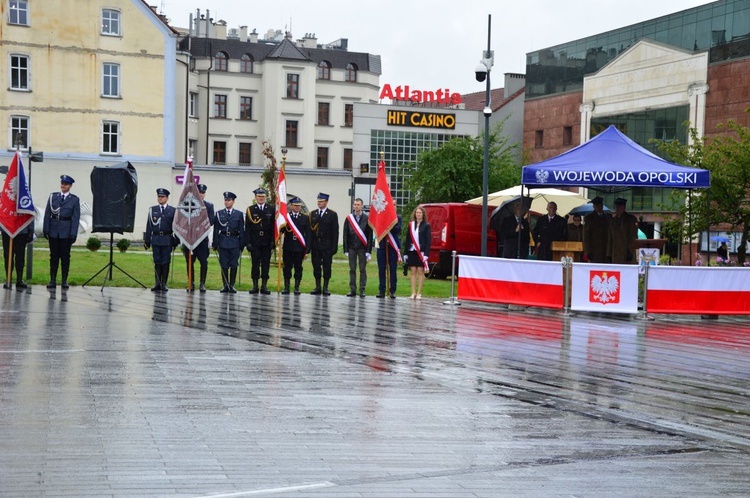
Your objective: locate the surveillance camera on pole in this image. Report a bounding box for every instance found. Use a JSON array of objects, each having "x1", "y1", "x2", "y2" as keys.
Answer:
[{"x1": 475, "y1": 63, "x2": 488, "y2": 83}]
